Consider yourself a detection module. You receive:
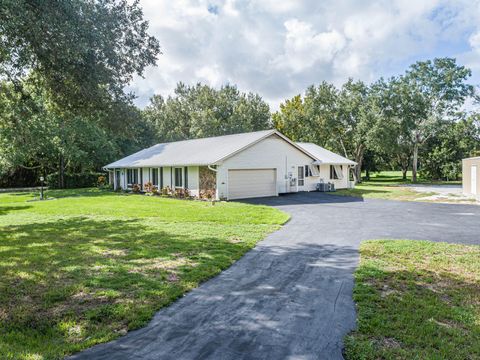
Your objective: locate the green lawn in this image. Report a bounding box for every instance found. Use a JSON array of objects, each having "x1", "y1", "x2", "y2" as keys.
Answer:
[
  {"x1": 345, "y1": 240, "x2": 480, "y2": 360},
  {"x1": 334, "y1": 171, "x2": 461, "y2": 201},
  {"x1": 0, "y1": 188, "x2": 289, "y2": 360}
]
